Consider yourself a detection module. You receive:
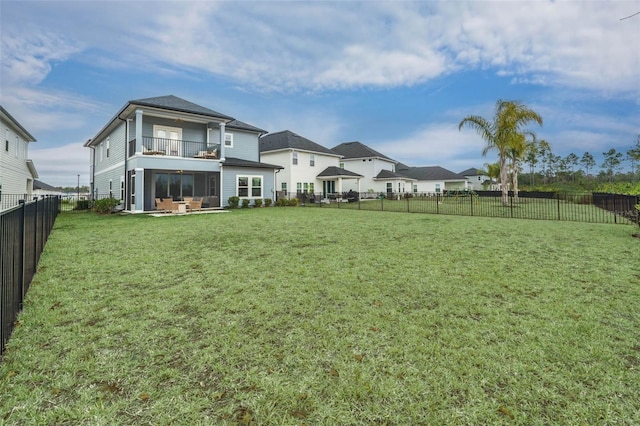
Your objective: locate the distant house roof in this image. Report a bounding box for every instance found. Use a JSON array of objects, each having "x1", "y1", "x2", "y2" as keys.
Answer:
[
  {"x1": 260, "y1": 130, "x2": 339, "y2": 156},
  {"x1": 0, "y1": 105, "x2": 37, "y2": 141},
  {"x1": 131, "y1": 95, "x2": 234, "y2": 121},
  {"x1": 400, "y1": 166, "x2": 465, "y2": 181},
  {"x1": 459, "y1": 167, "x2": 485, "y2": 176},
  {"x1": 374, "y1": 169, "x2": 414, "y2": 180},
  {"x1": 34, "y1": 180, "x2": 58, "y2": 191},
  {"x1": 316, "y1": 166, "x2": 363, "y2": 178},
  {"x1": 331, "y1": 141, "x2": 395, "y2": 162},
  {"x1": 223, "y1": 157, "x2": 283, "y2": 170}
]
